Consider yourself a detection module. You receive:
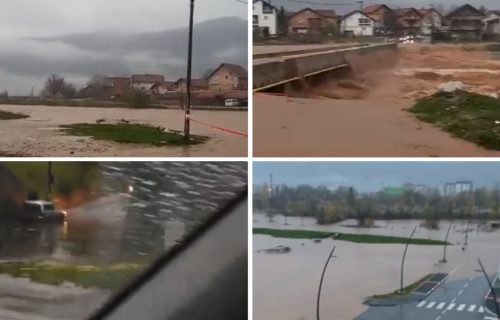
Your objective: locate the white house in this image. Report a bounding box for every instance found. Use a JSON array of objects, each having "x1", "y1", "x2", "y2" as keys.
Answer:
[
  {"x1": 419, "y1": 8, "x2": 443, "y2": 35},
  {"x1": 253, "y1": 0, "x2": 278, "y2": 36},
  {"x1": 484, "y1": 11, "x2": 500, "y2": 38},
  {"x1": 340, "y1": 10, "x2": 375, "y2": 36}
]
